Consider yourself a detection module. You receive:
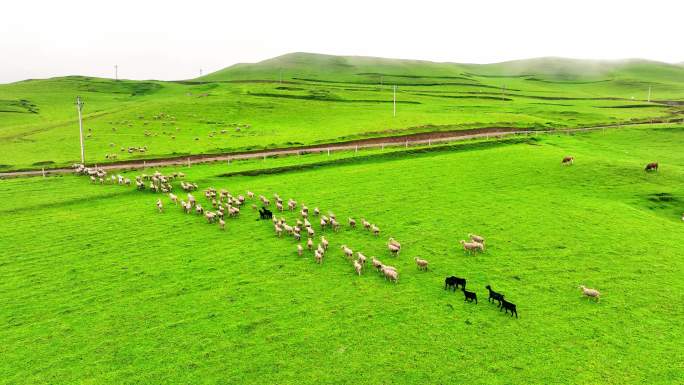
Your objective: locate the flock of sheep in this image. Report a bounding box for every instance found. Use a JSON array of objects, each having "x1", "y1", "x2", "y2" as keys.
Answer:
[{"x1": 73, "y1": 159, "x2": 609, "y2": 320}]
